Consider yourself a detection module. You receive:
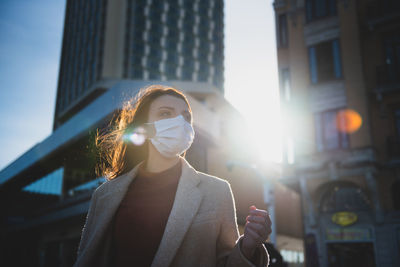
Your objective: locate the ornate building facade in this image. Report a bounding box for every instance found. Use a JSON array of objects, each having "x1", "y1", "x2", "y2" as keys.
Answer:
[{"x1": 275, "y1": 0, "x2": 400, "y2": 266}]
